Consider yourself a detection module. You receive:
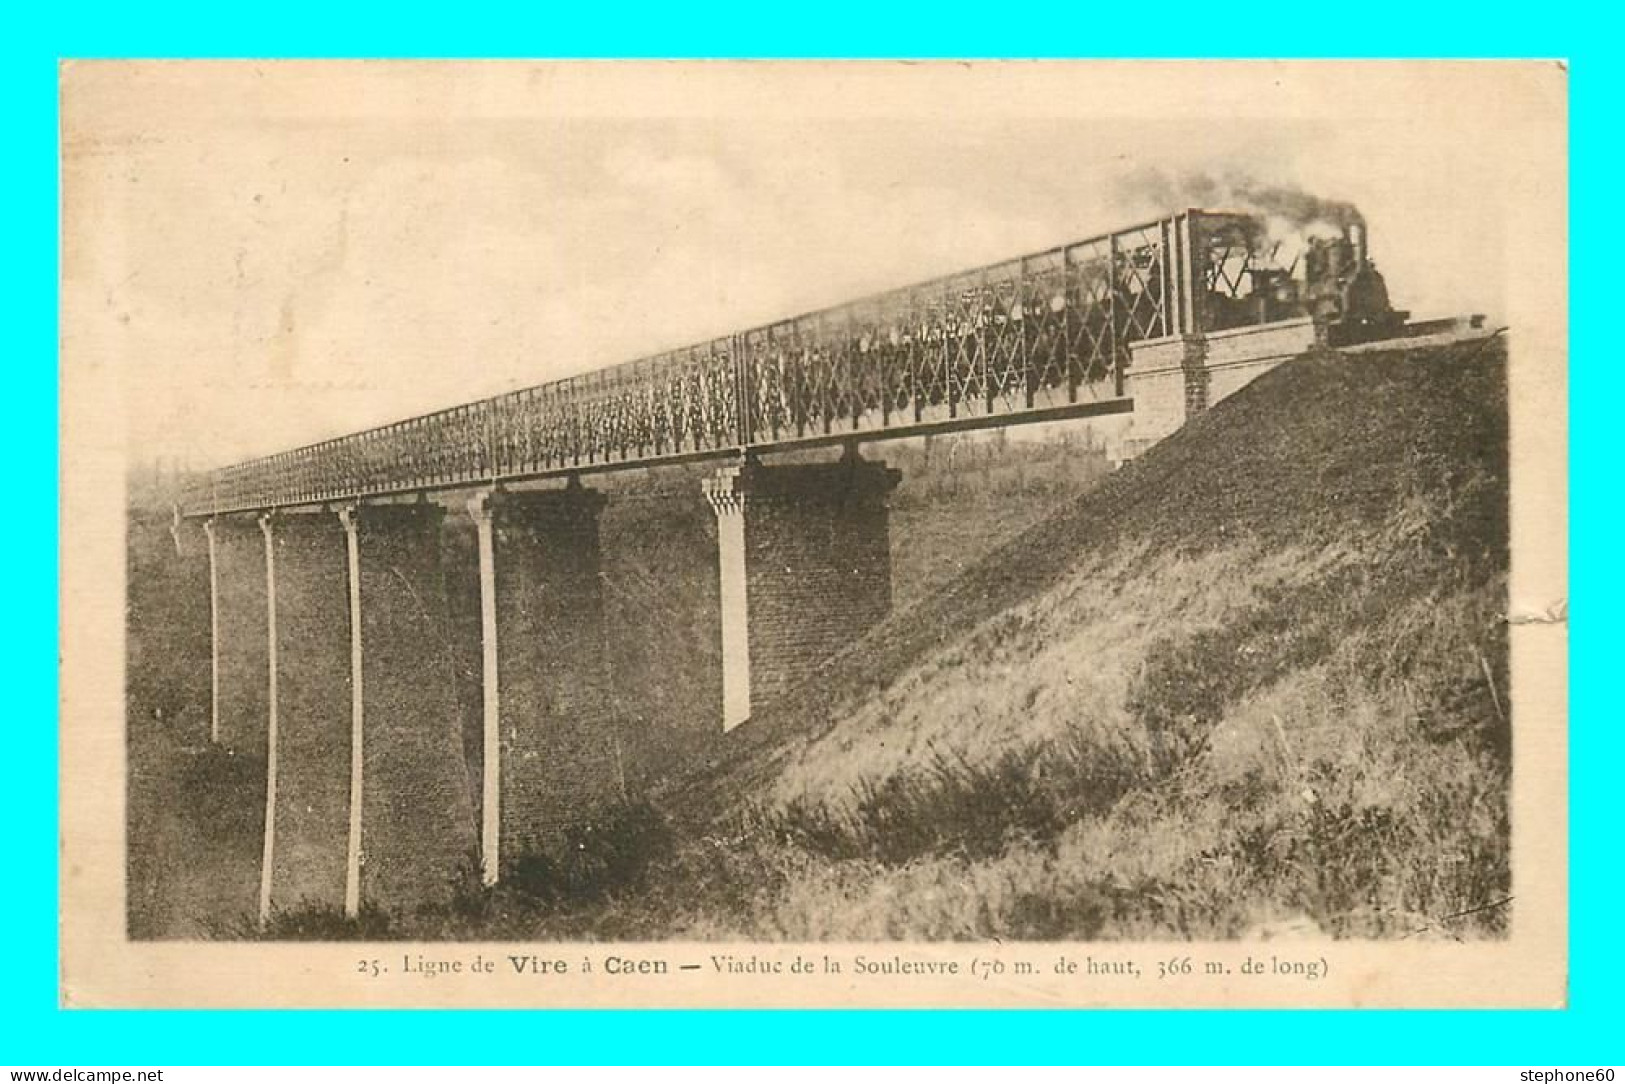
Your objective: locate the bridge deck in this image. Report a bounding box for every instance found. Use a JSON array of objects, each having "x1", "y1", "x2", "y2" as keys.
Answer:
[{"x1": 185, "y1": 210, "x2": 1274, "y2": 516}]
